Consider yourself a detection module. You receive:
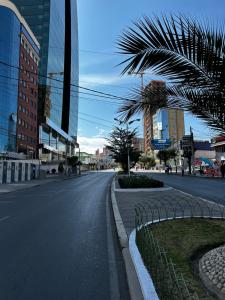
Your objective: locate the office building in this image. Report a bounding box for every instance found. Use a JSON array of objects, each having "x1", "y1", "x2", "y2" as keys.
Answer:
[
  {"x1": 0, "y1": 0, "x2": 40, "y2": 158},
  {"x1": 144, "y1": 80, "x2": 166, "y2": 152},
  {"x1": 12, "y1": 0, "x2": 79, "y2": 161},
  {"x1": 132, "y1": 137, "x2": 144, "y2": 153},
  {"x1": 144, "y1": 81, "x2": 185, "y2": 152},
  {"x1": 211, "y1": 136, "x2": 225, "y2": 162},
  {"x1": 152, "y1": 108, "x2": 185, "y2": 141}
]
